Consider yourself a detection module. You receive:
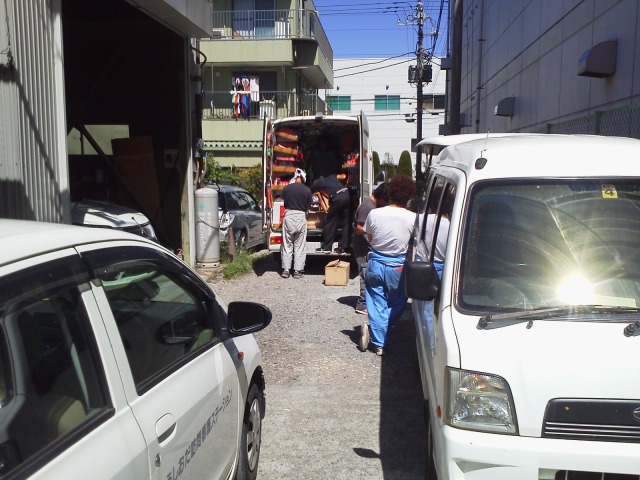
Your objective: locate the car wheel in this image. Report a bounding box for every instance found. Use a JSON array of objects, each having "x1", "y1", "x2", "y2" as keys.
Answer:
[
  {"x1": 425, "y1": 405, "x2": 437, "y2": 480},
  {"x1": 235, "y1": 230, "x2": 248, "y2": 251},
  {"x1": 237, "y1": 384, "x2": 264, "y2": 480}
]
